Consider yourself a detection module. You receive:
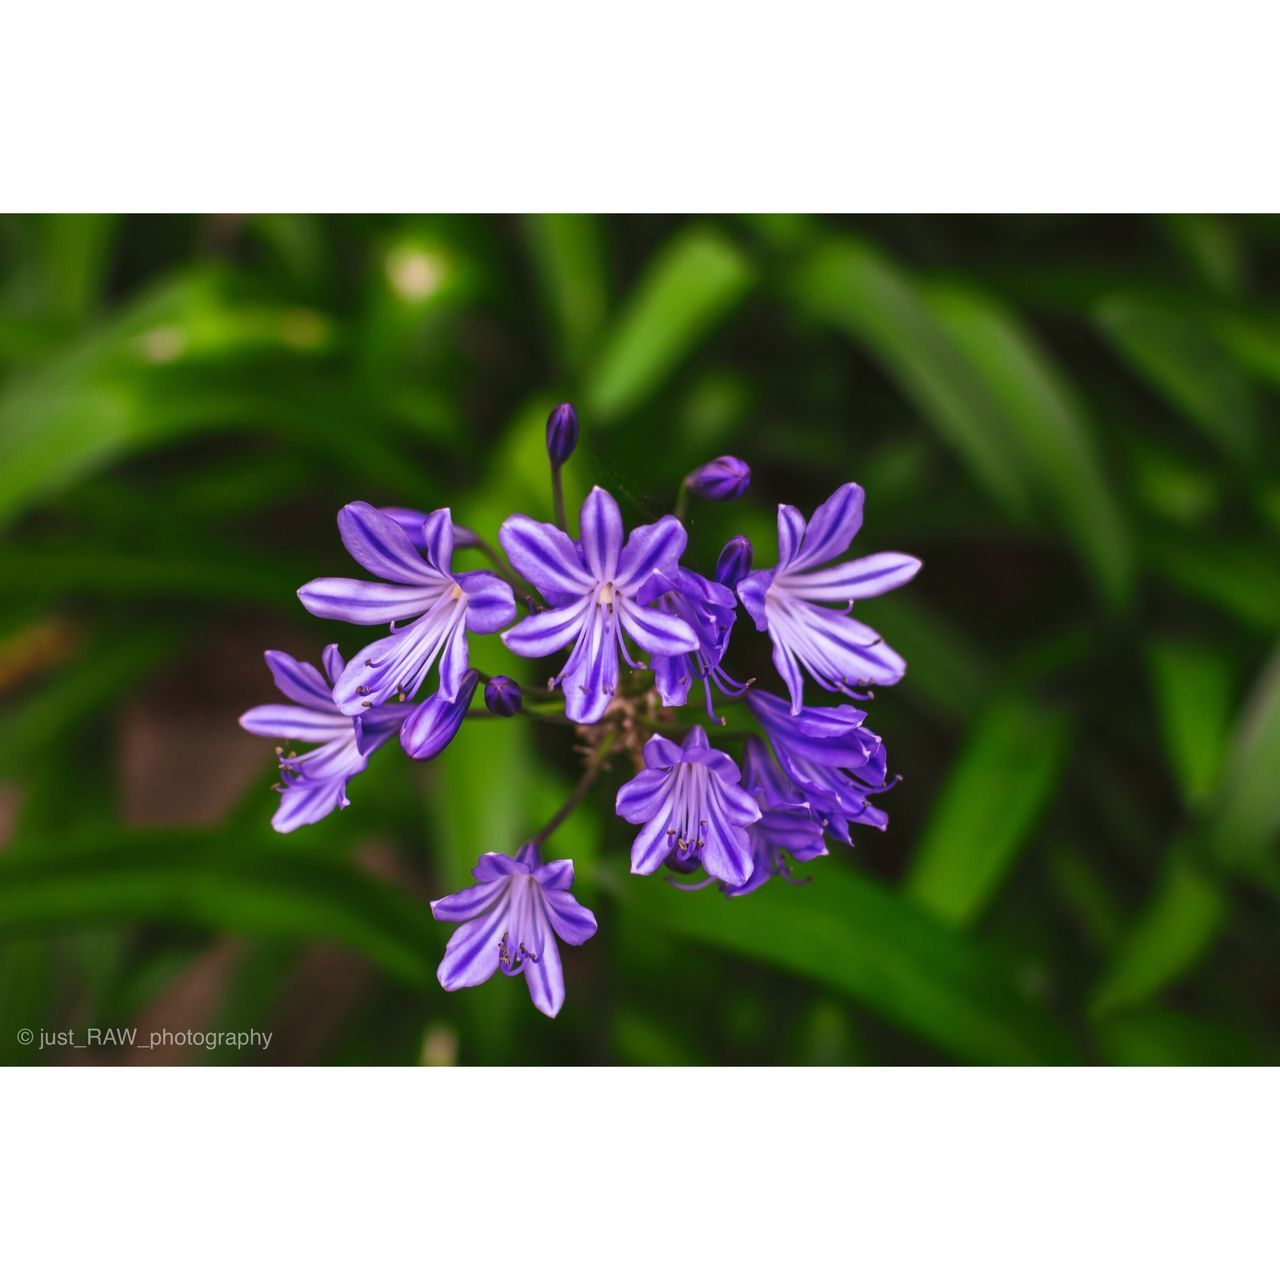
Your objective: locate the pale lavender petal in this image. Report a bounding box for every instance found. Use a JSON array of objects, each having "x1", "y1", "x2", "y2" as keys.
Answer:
[
  {"x1": 560, "y1": 608, "x2": 619, "y2": 724},
  {"x1": 473, "y1": 853, "x2": 525, "y2": 882},
  {"x1": 641, "y1": 733, "x2": 684, "y2": 769},
  {"x1": 272, "y1": 778, "x2": 350, "y2": 833},
  {"x1": 337, "y1": 501, "x2": 437, "y2": 585},
  {"x1": 240, "y1": 704, "x2": 349, "y2": 742},
  {"x1": 579, "y1": 486, "x2": 623, "y2": 581},
  {"x1": 736, "y1": 570, "x2": 772, "y2": 631},
  {"x1": 791, "y1": 482, "x2": 865, "y2": 571},
  {"x1": 544, "y1": 889, "x2": 598, "y2": 946},
  {"x1": 264, "y1": 650, "x2": 333, "y2": 711},
  {"x1": 322, "y1": 644, "x2": 345, "y2": 685},
  {"x1": 297, "y1": 577, "x2": 439, "y2": 625},
  {"x1": 499, "y1": 514, "x2": 593, "y2": 598},
  {"x1": 502, "y1": 597, "x2": 590, "y2": 657},
  {"x1": 616, "y1": 515, "x2": 688, "y2": 592},
  {"x1": 436, "y1": 625, "x2": 471, "y2": 703},
  {"x1": 457, "y1": 571, "x2": 517, "y2": 633},
  {"x1": 399, "y1": 672, "x2": 477, "y2": 759},
  {"x1": 776, "y1": 503, "x2": 807, "y2": 568},
  {"x1": 437, "y1": 908, "x2": 509, "y2": 990},
  {"x1": 533, "y1": 859, "x2": 575, "y2": 891},
  {"x1": 615, "y1": 766, "x2": 675, "y2": 824},
  {"x1": 618, "y1": 599, "x2": 699, "y2": 657},
  {"x1": 523, "y1": 906, "x2": 565, "y2": 1017},
  {"x1": 630, "y1": 811, "x2": 676, "y2": 875},
  {"x1": 430, "y1": 878, "x2": 510, "y2": 922},
  {"x1": 787, "y1": 552, "x2": 922, "y2": 601},
  {"x1": 420, "y1": 507, "x2": 455, "y2": 575},
  {"x1": 769, "y1": 628, "x2": 807, "y2": 714}
]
